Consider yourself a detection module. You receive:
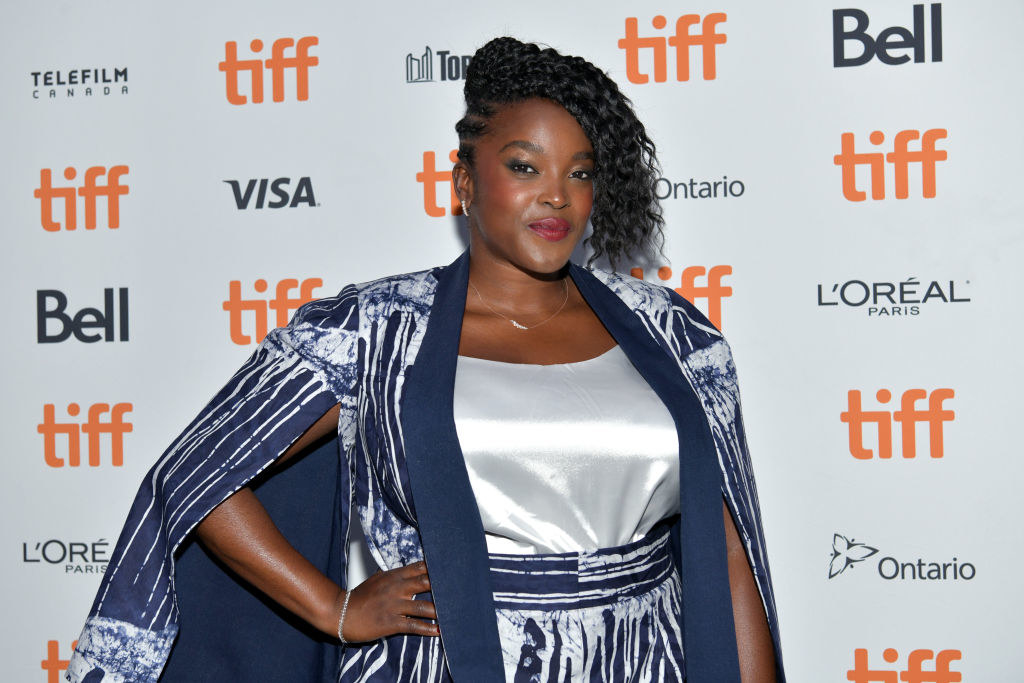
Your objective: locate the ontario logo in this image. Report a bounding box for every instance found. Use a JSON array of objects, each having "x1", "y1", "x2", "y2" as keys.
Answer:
[{"x1": 828, "y1": 533, "x2": 975, "y2": 581}]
